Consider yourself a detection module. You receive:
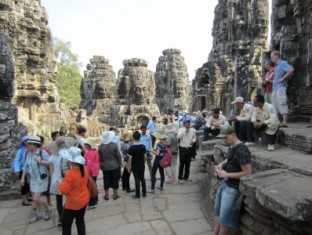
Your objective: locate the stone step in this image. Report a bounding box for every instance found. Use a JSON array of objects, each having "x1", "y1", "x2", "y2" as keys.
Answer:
[{"x1": 201, "y1": 139, "x2": 223, "y2": 150}]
